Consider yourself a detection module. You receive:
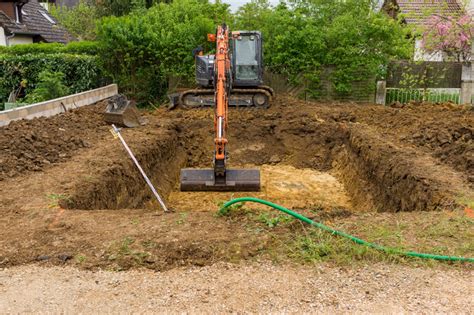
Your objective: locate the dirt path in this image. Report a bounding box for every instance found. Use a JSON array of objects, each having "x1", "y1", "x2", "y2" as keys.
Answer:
[{"x1": 0, "y1": 263, "x2": 472, "y2": 313}]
